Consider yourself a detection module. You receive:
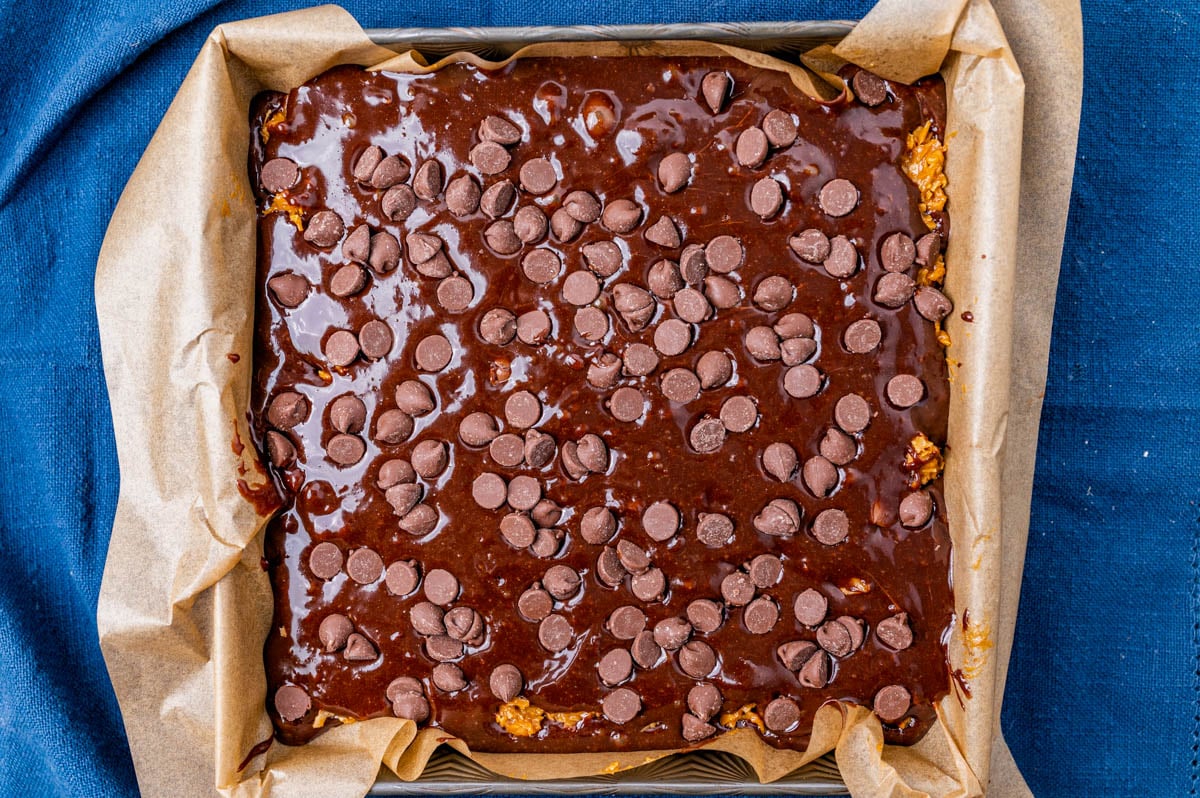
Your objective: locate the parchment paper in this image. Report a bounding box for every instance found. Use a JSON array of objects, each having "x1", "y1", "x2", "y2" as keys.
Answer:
[{"x1": 95, "y1": 1, "x2": 1080, "y2": 795}]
